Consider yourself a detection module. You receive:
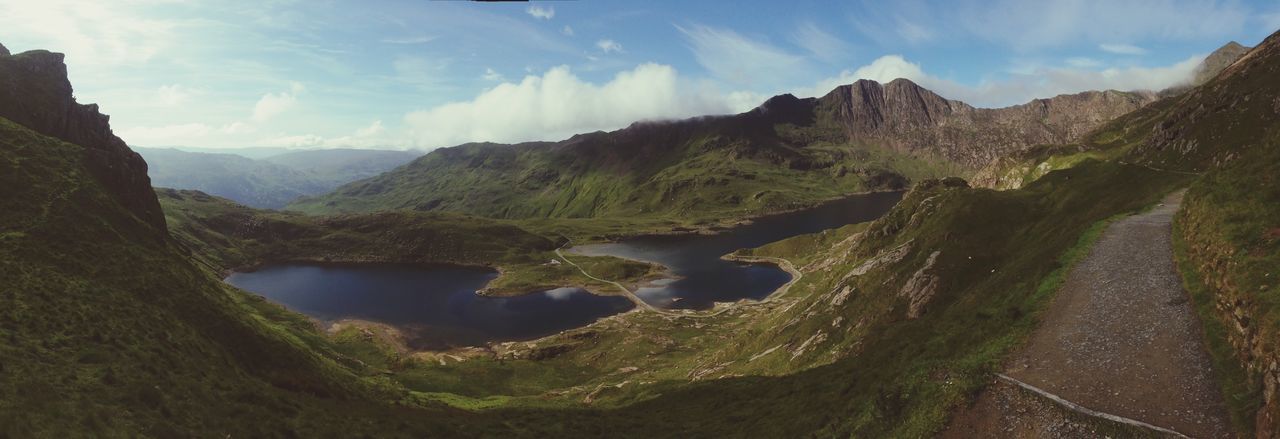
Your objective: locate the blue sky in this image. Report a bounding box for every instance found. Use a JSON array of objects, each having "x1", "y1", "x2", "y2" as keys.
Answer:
[{"x1": 1, "y1": 0, "x2": 1277, "y2": 150}]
